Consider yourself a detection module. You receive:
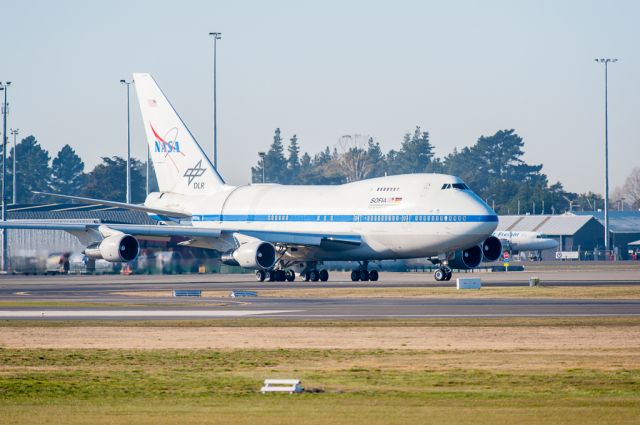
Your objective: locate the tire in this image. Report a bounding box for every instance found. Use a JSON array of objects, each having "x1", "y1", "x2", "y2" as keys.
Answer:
[
  {"x1": 350, "y1": 270, "x2": 360, "y2": 281},
  {"x1": 275, "y1": 270, "x2": 286, "y2": 282},
  {"x1": 286, "y1": 270, "x2": 295, "y2": 282},
  {"x1": 361, "y1": 270, "x2": 370, "y2": 282},
  {"x1": 310, "y1": 269, "x2": 320, "y2": 282},
  {"x1": 319, "y1": 269, "x2": 329, "y2": 282},
  {"x1": 266, "y1": 270, "x2": 275, "y2": 282},
  {"x1": 369, "y1": 269, "x2": 379, "y2": 281},
  {"x1": 255, "y1": 270, "x2": 266, "y2": 282},
  {"x1": 303, "y1": 271, "x2": 311, "y2": 282},
  {"x1": 444, "y1": 270, "x2": 452, "y2": 281},
  {"x1": 434, "y1": 269, "x2": 445, "y2": 281}
]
